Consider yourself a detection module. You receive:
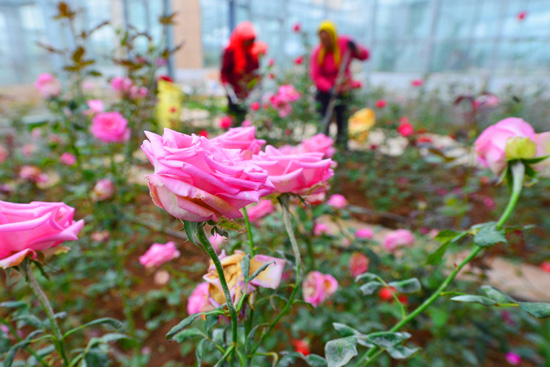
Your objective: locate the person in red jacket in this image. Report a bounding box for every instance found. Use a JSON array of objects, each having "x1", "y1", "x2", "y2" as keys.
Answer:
[
  {"x1": 221, "y1": 21, "x2": 267, "y2": 125},
  {"x1": 310, "y1": 21, "x2": 369, "y2": 147}
]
